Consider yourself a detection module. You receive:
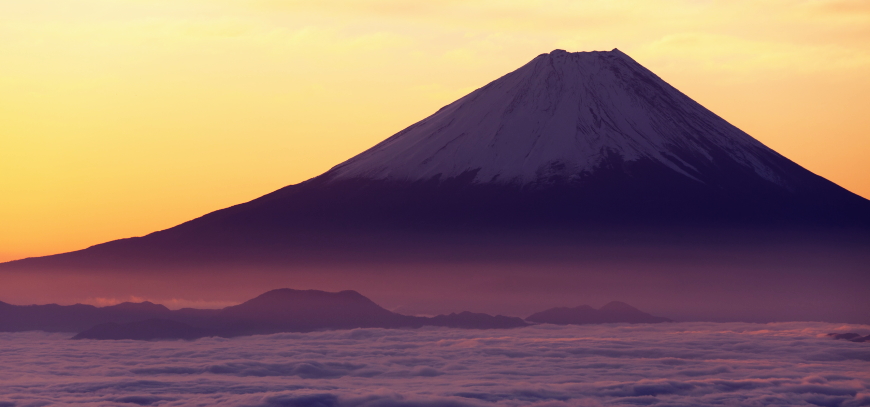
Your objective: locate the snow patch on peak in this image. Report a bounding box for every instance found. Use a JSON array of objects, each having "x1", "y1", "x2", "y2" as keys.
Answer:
[{"x1": 326, "y1": 49, "x2": 789, "y2": 188}]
